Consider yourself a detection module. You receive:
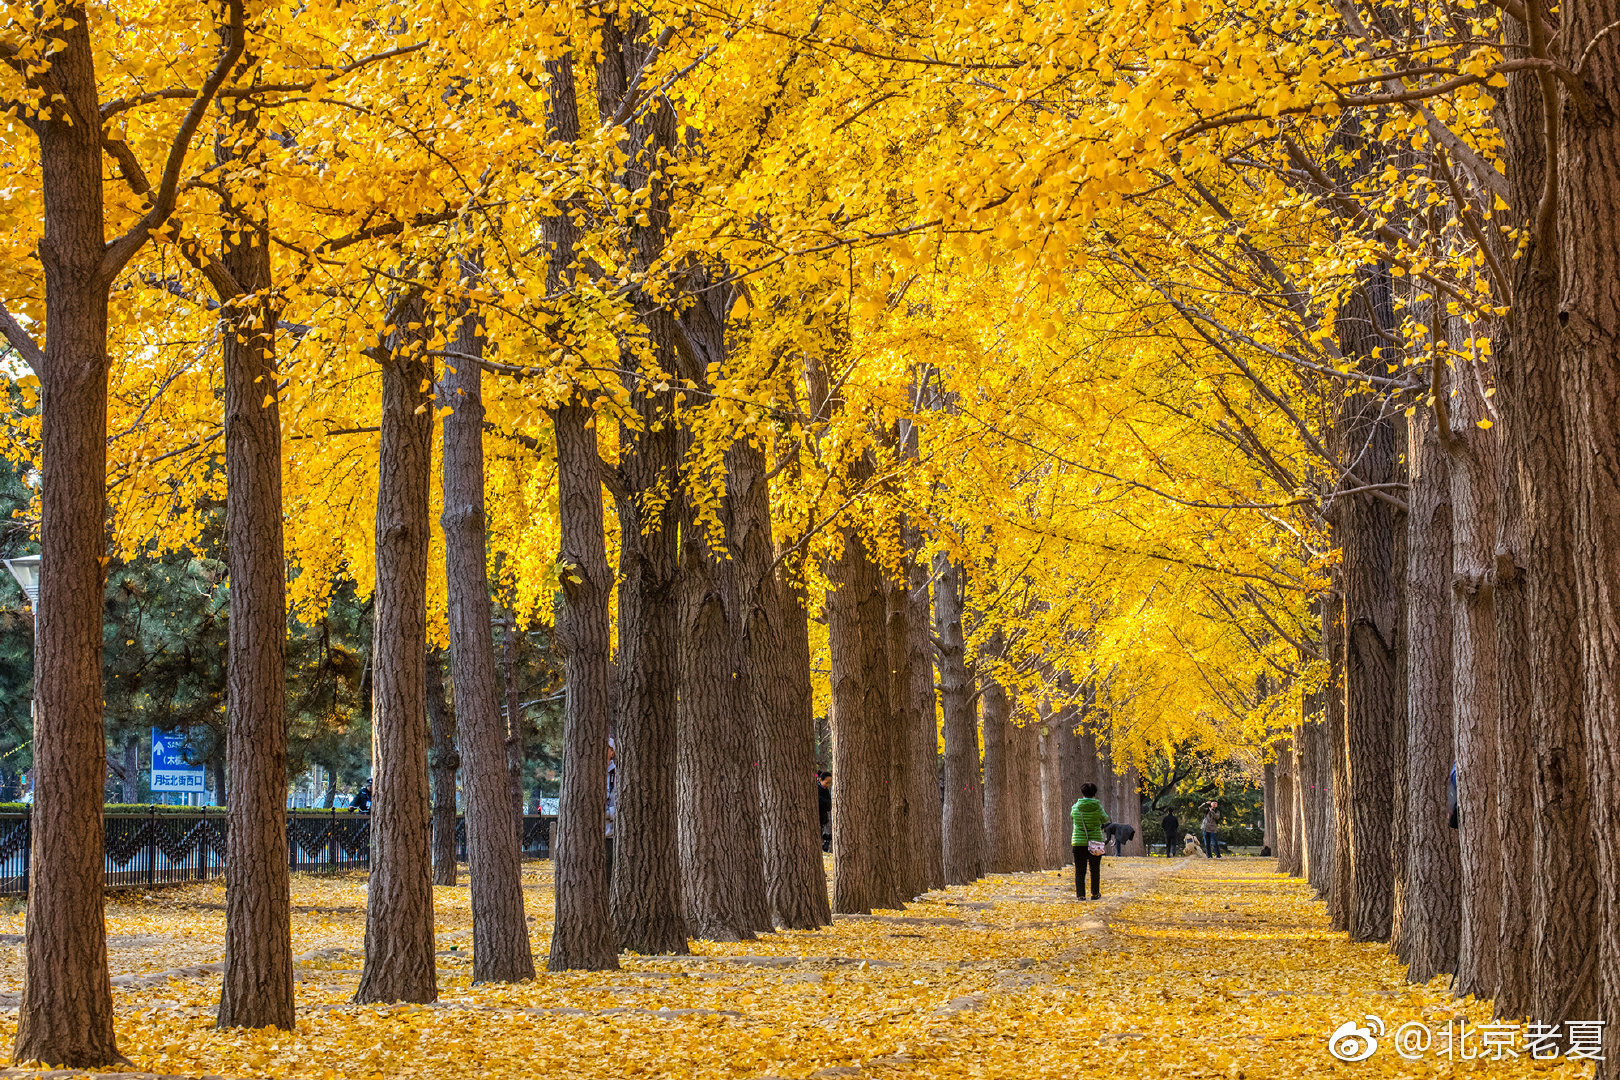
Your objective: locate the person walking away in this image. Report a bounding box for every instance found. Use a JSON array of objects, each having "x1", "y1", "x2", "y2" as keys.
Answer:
[
  {"x1": 817, "y1": 772, "x2": 832, "y2": 853},
  {"x1": 1161, "y1": 809, "x2": 1180, "y2": 856},
  {"x1": 1200, "y1": 801, "x2": 1221, "y2": 858},
  {"x1": 1070, "y1": 783, "x2": 1110, "y2": 900}
]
